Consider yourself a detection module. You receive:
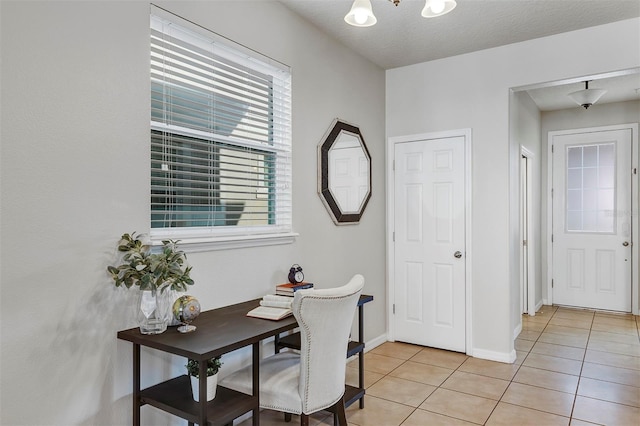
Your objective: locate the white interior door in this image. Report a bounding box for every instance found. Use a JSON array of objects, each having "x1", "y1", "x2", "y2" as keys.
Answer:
[
  {"x1": 393, "y1": 136, "x2": 466, "y2": 352},
  {"x1": 552, "y1": 129, "x2": 632, "y2": 312}
]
